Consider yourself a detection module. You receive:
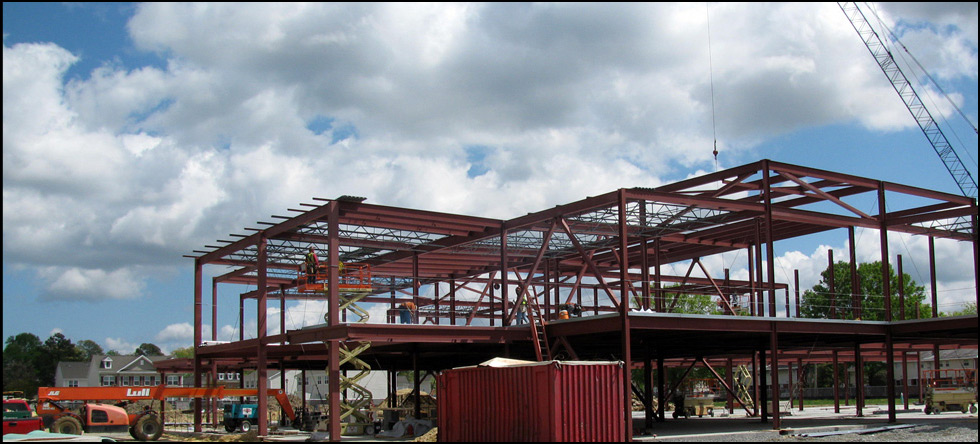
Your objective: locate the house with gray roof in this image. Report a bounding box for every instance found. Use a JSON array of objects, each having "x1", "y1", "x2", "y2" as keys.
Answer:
[{"x1": 54, "y1": 355, "x2": 172, "y2": 388}]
